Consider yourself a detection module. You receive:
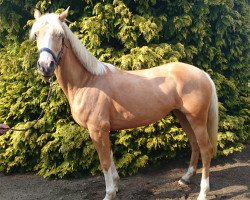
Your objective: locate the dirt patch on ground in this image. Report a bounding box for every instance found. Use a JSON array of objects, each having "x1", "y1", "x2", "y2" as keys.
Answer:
[{"x1": 0, "y1": 141, "x2": 249, "y2": 200}]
